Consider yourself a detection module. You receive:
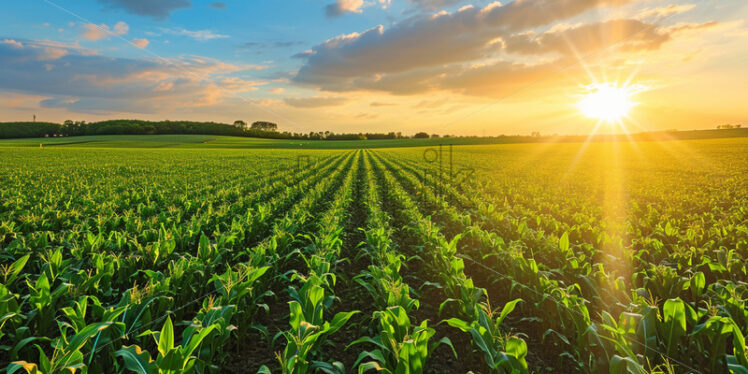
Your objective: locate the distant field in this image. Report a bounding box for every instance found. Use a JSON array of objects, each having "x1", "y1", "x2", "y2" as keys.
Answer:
[
  {"x1": 0, "y1": 134, "x2": 508, "y2": 149},
  {"x1": 1, "y1": 137, "x2": 746, "y2": 373},
  {"x1": 1, "y1": 128, "x2": 747, "y2": 149}
]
